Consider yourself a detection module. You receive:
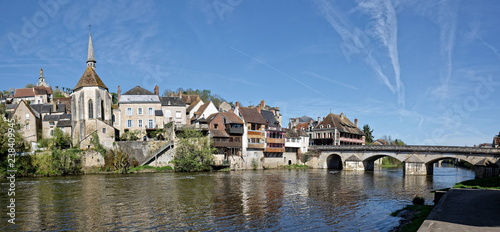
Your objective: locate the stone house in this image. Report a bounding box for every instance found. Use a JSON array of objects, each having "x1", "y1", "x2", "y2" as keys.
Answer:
[
  {"x1": 207, "y1": 111, "x2": 244, "y2": 158},
  {"x1": 185, "y1": 99, "x2": 204, "y2": 125},
  {"x1": 114, "y1": 85, "x2": 164, "y2": 139},
  {"x1": 11, "y1": 100, "x2": 42, "y2": 145},
  {"x1": 311, "y1": 112, "x2": 365, "y2": 146},
  {"x1": 160, "y1": 96, "x2": 186, "y2": 126}
]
